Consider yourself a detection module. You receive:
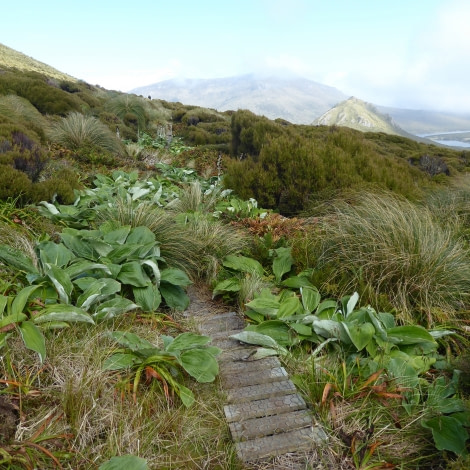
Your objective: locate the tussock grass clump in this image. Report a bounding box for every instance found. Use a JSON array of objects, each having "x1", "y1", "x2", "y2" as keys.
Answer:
[
  {"x1": 49, "y1": 112, "x2": 123, "y2": 156},
  {"x1": 312, "y1": 191, "x2": 470, "y2": 325},
  {"x1": 166, "y1": 180, "x2": 221, "y2": 214},
  {"x1": 424, "y1": 174, "x2": 470, "y2": 238},
  {"x1": 186, "y1": 216, "x2": 249, "y2": 281}
]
